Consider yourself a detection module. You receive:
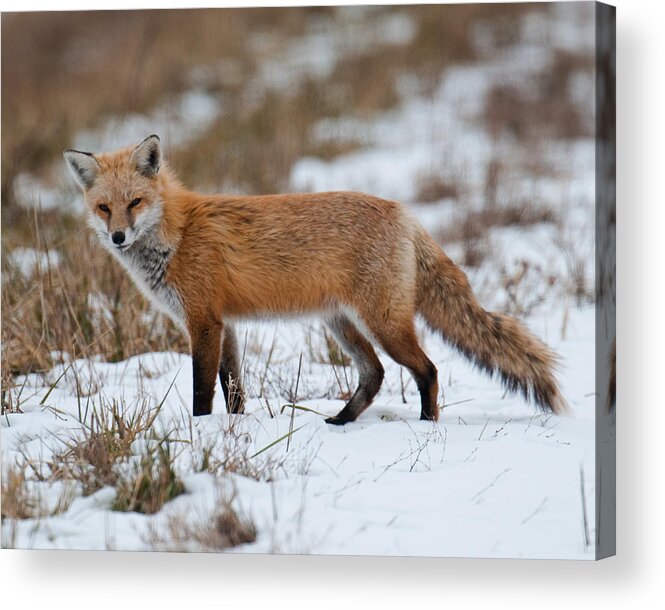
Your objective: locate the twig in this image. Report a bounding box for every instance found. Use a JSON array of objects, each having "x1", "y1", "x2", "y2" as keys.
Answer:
[
  {"x1": 286, "y1": 353, "x2": 303, "y2": 452},
  {"x1": 521, "y1": 496, "x2": 548, "y2": 524},
  {"x1": 39, "y1": 362, "x2": 74, "y2": 405},
  {"x1": 442, "y1": 398, "x2": 474, "y2": 409},
  {"x1": 251, "y1": 424, "x2": 308, "y2": 459},
  {"x1": 399, "y1": 368, "x2": 407, "y2": 404},
  {"x1": 478, "y1": 417, "x2": 491, "y2": 440},
  {"x1": 280, "y1": 403, "x2": 327, "y2": 417},
  {"x1": 258, "y1": 331, "x2": 277, "y2": 398},
  {"x1": 471, "y1": 468, "x2": 511, "y2": 502}
]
